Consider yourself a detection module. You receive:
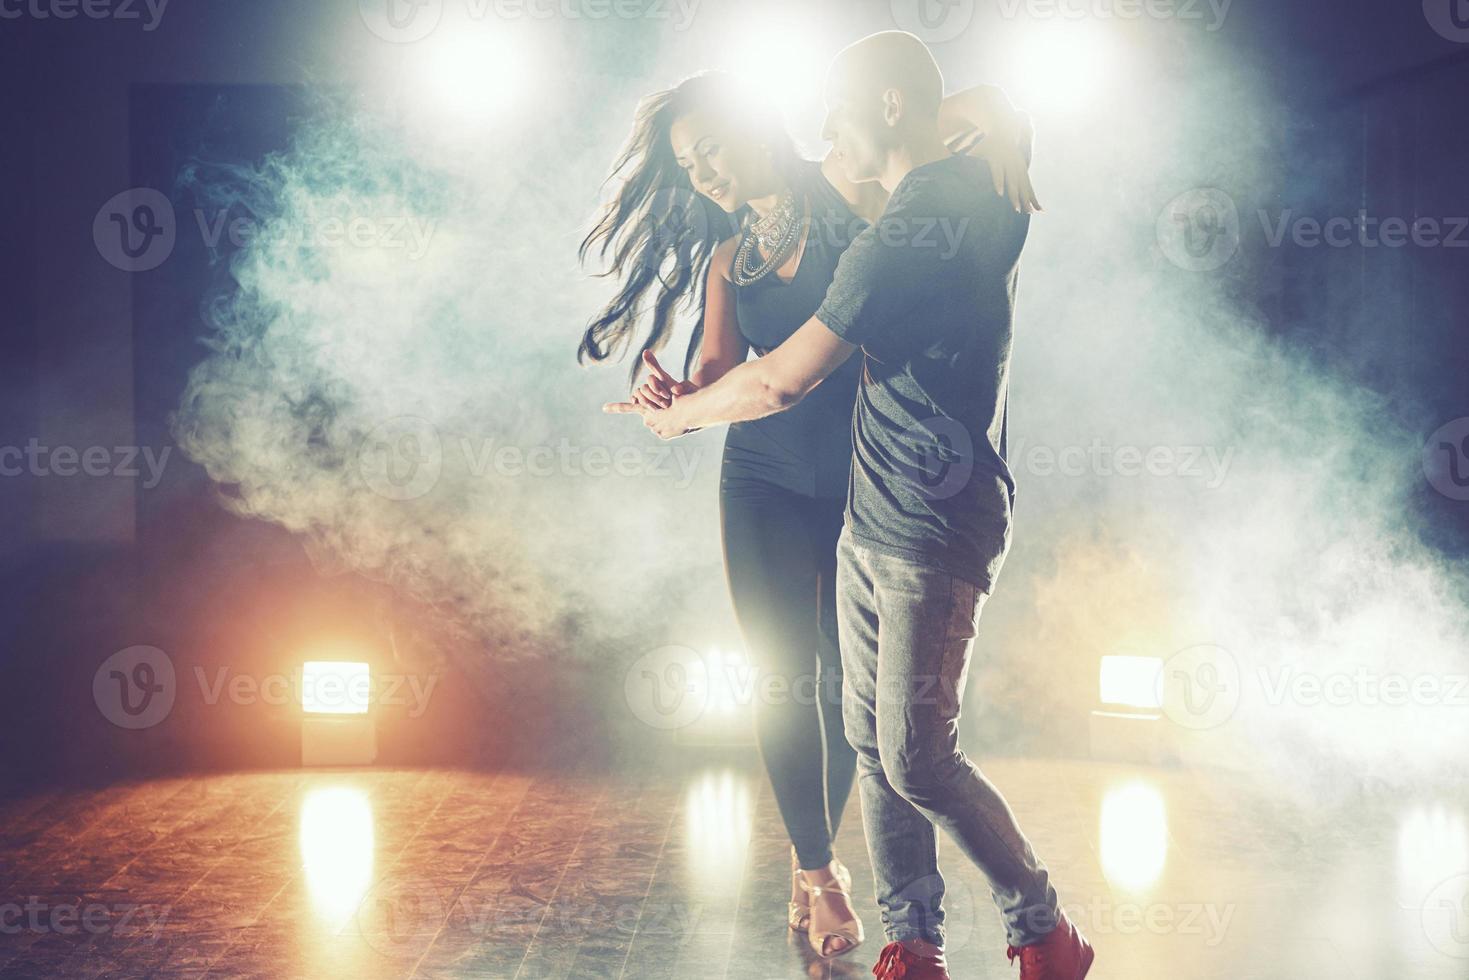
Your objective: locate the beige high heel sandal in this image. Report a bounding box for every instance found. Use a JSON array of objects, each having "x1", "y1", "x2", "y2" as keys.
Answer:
[
  {"x1": 788, "y1": 847, "x2": 810, "y2": 934},
  {"x1": 798, "y1": 858, "x2": 864, "y2": 958}
]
